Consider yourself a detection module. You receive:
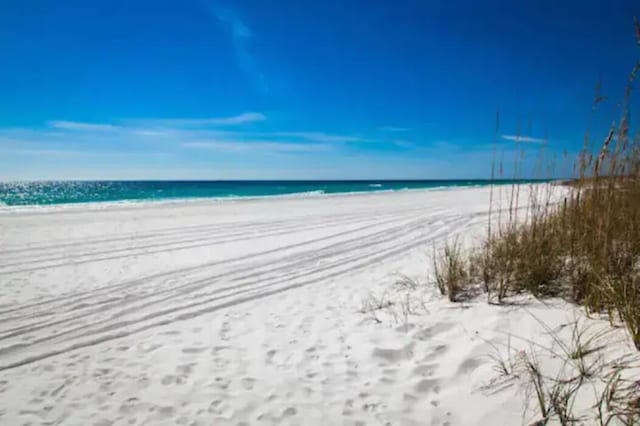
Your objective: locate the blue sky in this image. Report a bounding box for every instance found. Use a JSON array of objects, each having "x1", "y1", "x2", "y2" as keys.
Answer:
[{"x1": 0, "y1": 0, "x2": 638, "y2": 180}]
